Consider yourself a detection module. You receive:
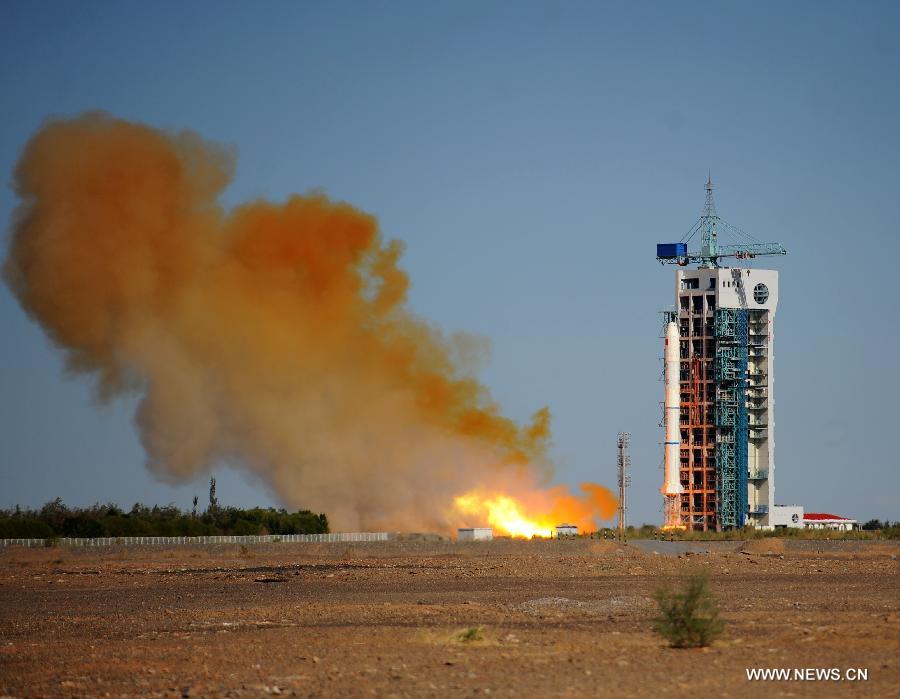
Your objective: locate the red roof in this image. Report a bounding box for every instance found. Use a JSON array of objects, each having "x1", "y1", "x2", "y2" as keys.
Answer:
[{"x1": 804, "y1": 512, "x2": 851, "y2": 521}]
